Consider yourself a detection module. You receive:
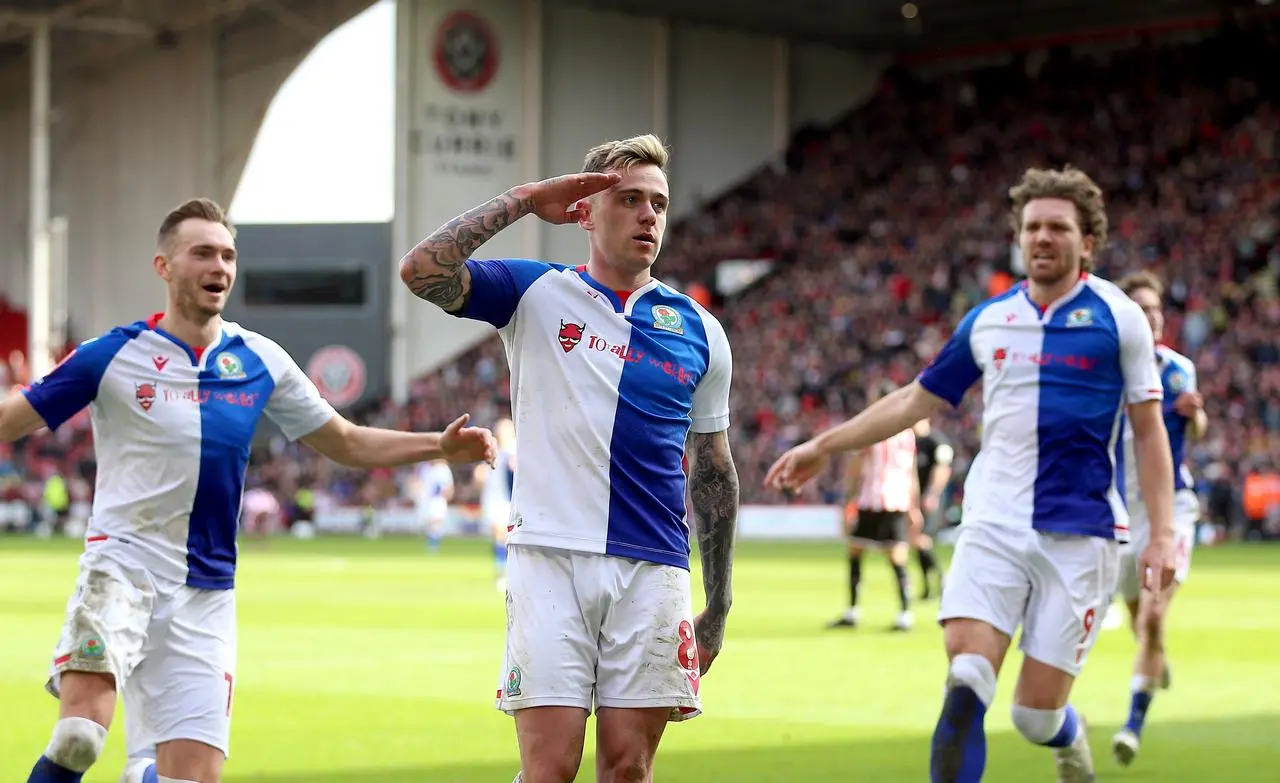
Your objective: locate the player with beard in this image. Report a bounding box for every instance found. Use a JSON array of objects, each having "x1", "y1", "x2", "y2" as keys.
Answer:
[
  {"x1": 0, "y1": 199, "x2": 496, "y2": 783},
  {"x1": 767, "y1": 166, "x2": 1177, "y2": 783}
]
